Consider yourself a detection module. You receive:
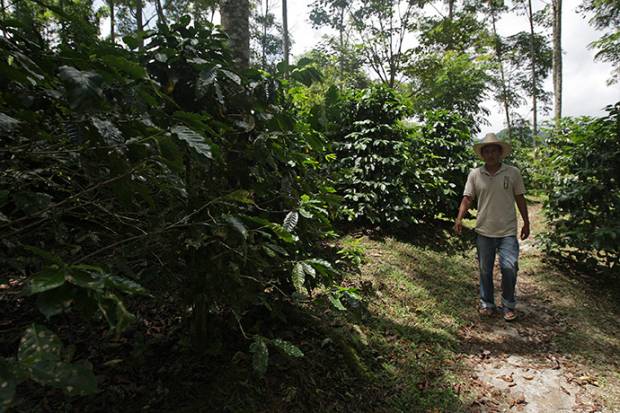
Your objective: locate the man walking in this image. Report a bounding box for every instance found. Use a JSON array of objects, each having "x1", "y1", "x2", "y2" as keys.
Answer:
[{"x1": 454, "y1": 133, "x2": 530, "y2": 321}]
